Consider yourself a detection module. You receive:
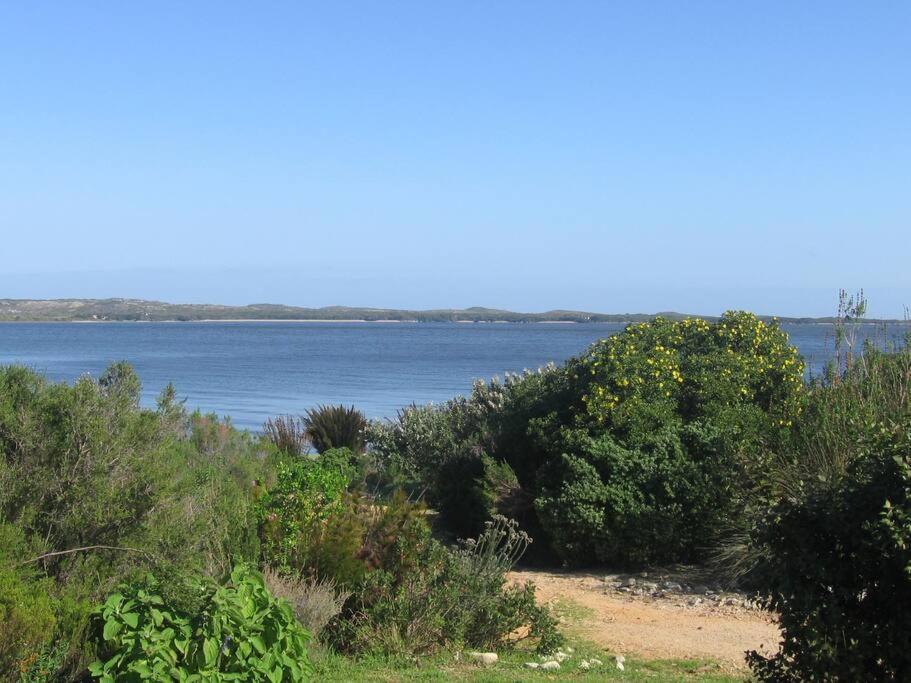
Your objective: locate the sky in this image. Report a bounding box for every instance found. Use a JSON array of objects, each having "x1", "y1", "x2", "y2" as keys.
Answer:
[{"x1": 0, "y1": 2, "x2": 908, "y2": 318}]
